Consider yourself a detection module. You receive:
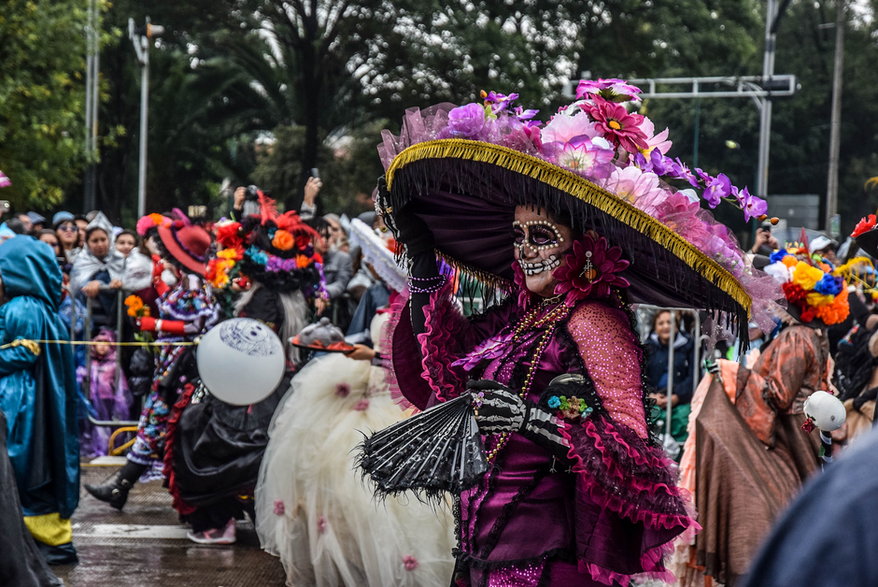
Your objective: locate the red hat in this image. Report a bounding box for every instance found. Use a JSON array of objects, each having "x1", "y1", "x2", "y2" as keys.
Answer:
[{"x1": 158, "y1": 222, "x2": 211, "y2": 276}]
